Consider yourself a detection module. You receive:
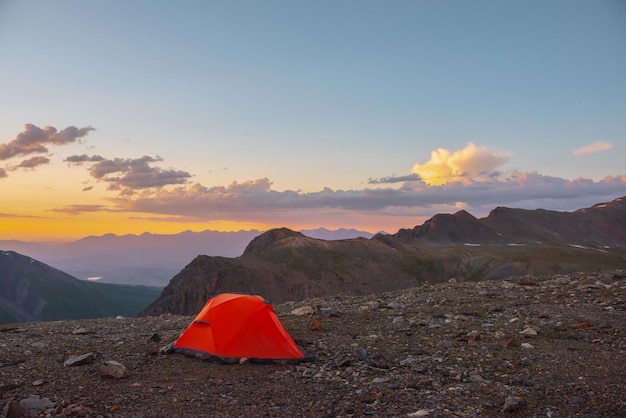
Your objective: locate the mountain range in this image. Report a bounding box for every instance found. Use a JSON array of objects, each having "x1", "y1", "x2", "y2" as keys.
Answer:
[
  {"x1": 2, "y1": 196, "x2": 624, "y2": 323},
  {"x1": 141, "y1": 196, "x2": 626, "y2": 316},
  {"x1": 0, "y1": 228, "x2": 373, "y2": 287}
]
